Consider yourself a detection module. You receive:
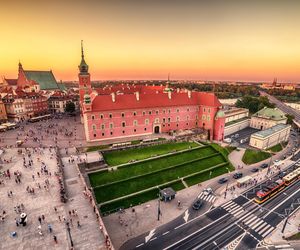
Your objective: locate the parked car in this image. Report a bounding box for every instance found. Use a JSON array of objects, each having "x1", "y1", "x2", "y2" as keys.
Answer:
[
  {"x1": 260, "y1": 163, "x2": 268, "y2": 169},
  {"x1": 234, "y1": 134, "x2": 239, "y2": 138},
  {"x1": 224, "y1": 138, "x2": 232, "y2": 143},
  {"x1": 233, "y1": 172, "x2": 243, "y2": 179},
  {"x1": 218, "y1": 178, "x2": 228, "y2": 184},
  {"x1": 203, "y1": 188, "x2": 213, "y2": 196},
  {"x1": 251, "y1": 168, "x2": 259, "y2": 173},
  {"x1": 192, "y1": 199, "x2": 203, "y2": 210},
  {"x1": 278, "y1": 171, "x2": 287, "y2": 178}
]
